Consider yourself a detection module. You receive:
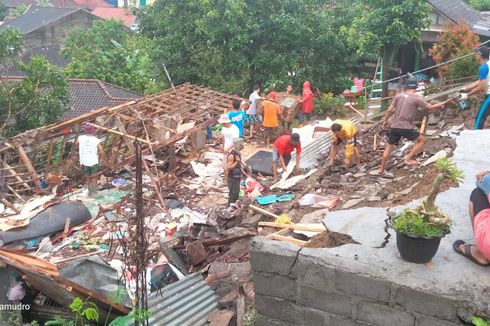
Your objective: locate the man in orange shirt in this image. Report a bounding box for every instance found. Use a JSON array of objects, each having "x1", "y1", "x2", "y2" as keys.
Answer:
[{"x1": 261, "y1": 94, "x2": 282, "y2": 145}]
